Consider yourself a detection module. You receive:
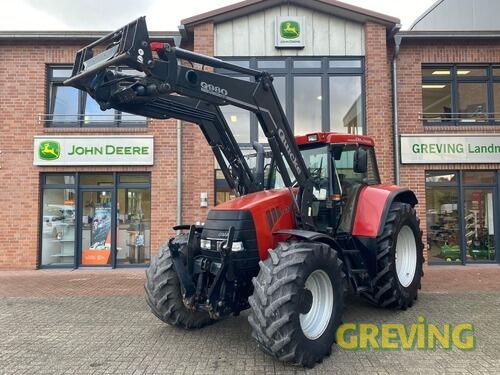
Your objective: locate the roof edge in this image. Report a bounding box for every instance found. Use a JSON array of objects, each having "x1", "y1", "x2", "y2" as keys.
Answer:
[
  {"x1": 408, "y1": 0, "x2": 444, "y2": 31},
  {"x1": 398, "y1": 30, "x2": 500, "y2": 40},
  {"x1": 181, "y1": 0, "x2": 399, "y2": 30}
]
